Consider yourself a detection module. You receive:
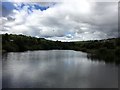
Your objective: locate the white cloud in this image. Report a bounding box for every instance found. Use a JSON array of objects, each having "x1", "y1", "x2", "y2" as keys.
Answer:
[{"x1": 1, "y1": 0, "x2": 118, "y2": 41}]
